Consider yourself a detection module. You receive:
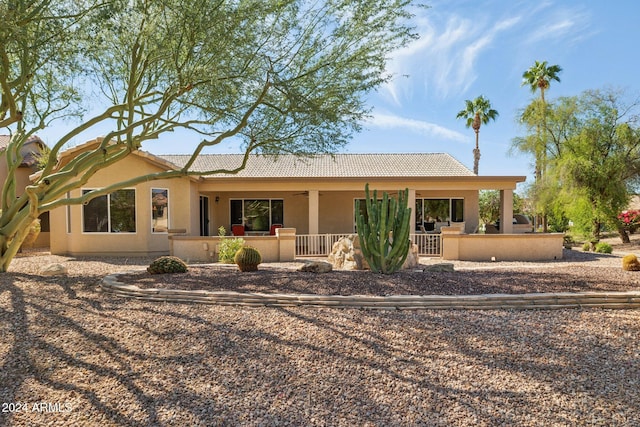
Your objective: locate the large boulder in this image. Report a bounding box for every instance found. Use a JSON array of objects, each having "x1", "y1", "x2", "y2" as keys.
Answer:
[
  {"x1": 329, "y1": 235, "x2": 418, "y2": 271},
  {"x1": 328, "y1": 235, "x2": 367, "y2": 270},
  {"x1": 402, "y1": 243, "x2": 420, "y2": 270}
]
